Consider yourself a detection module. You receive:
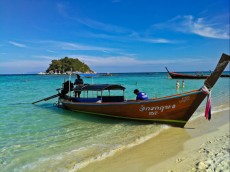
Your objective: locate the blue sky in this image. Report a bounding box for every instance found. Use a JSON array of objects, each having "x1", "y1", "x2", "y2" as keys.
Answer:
[{"x1": 0, "y1": 0, "x2": 229, "y2": 74}]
